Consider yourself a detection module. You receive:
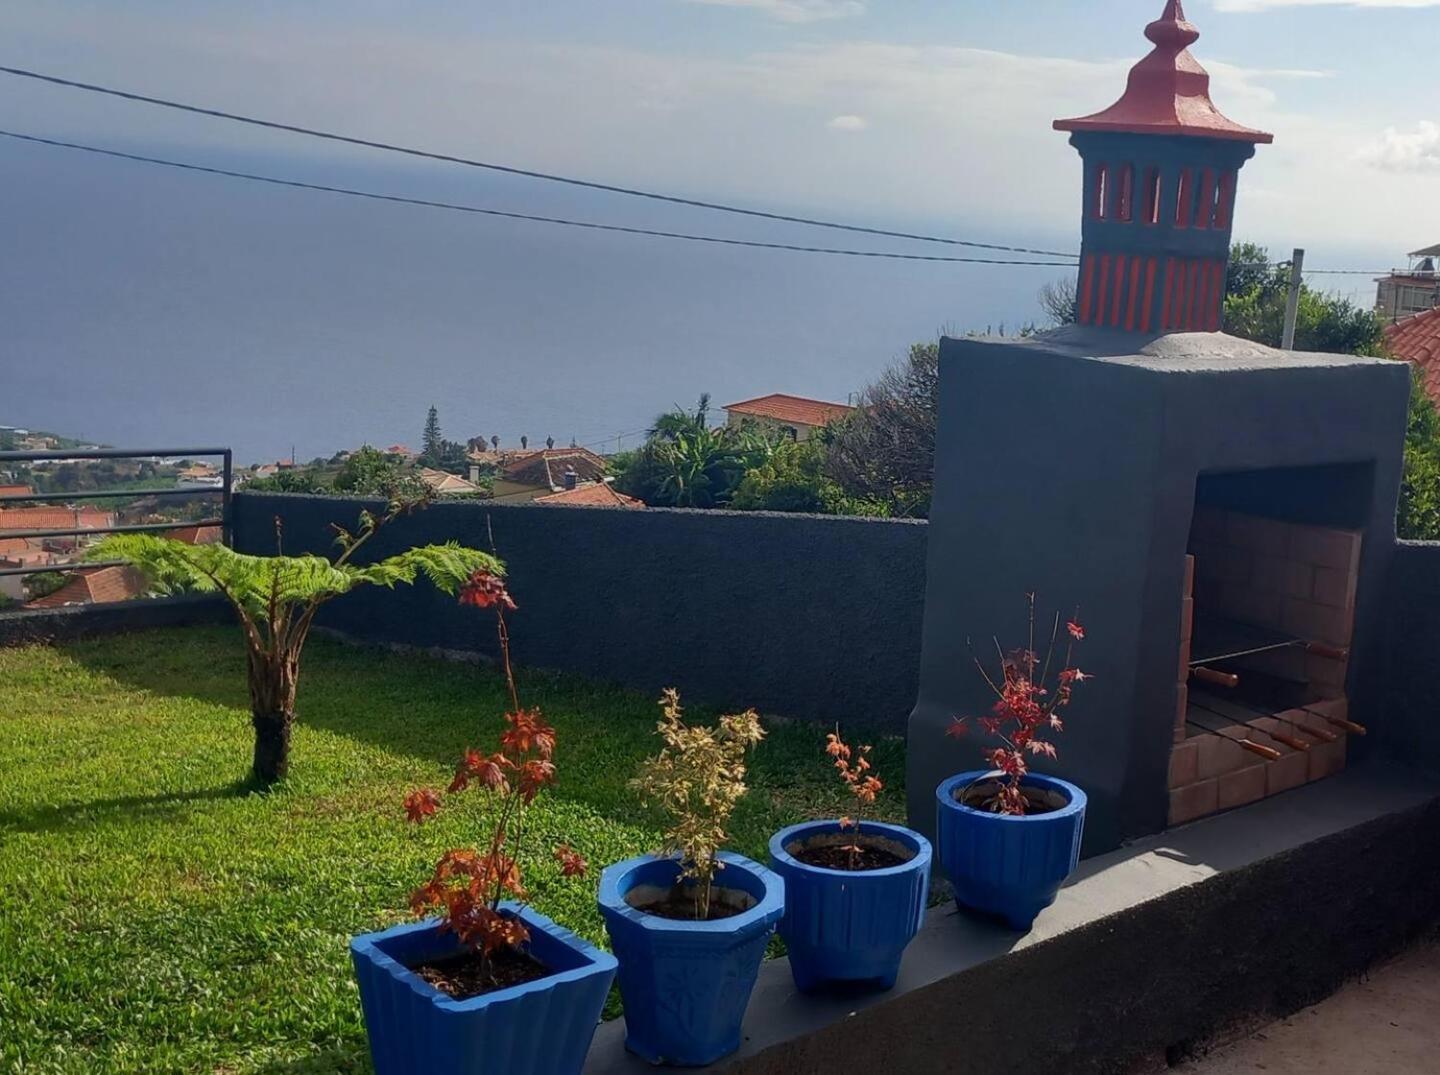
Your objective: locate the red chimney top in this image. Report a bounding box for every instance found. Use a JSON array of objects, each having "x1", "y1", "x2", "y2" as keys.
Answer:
[{"x1": 1054, "y1": 0, "x2": 1273, "y2": 145}]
